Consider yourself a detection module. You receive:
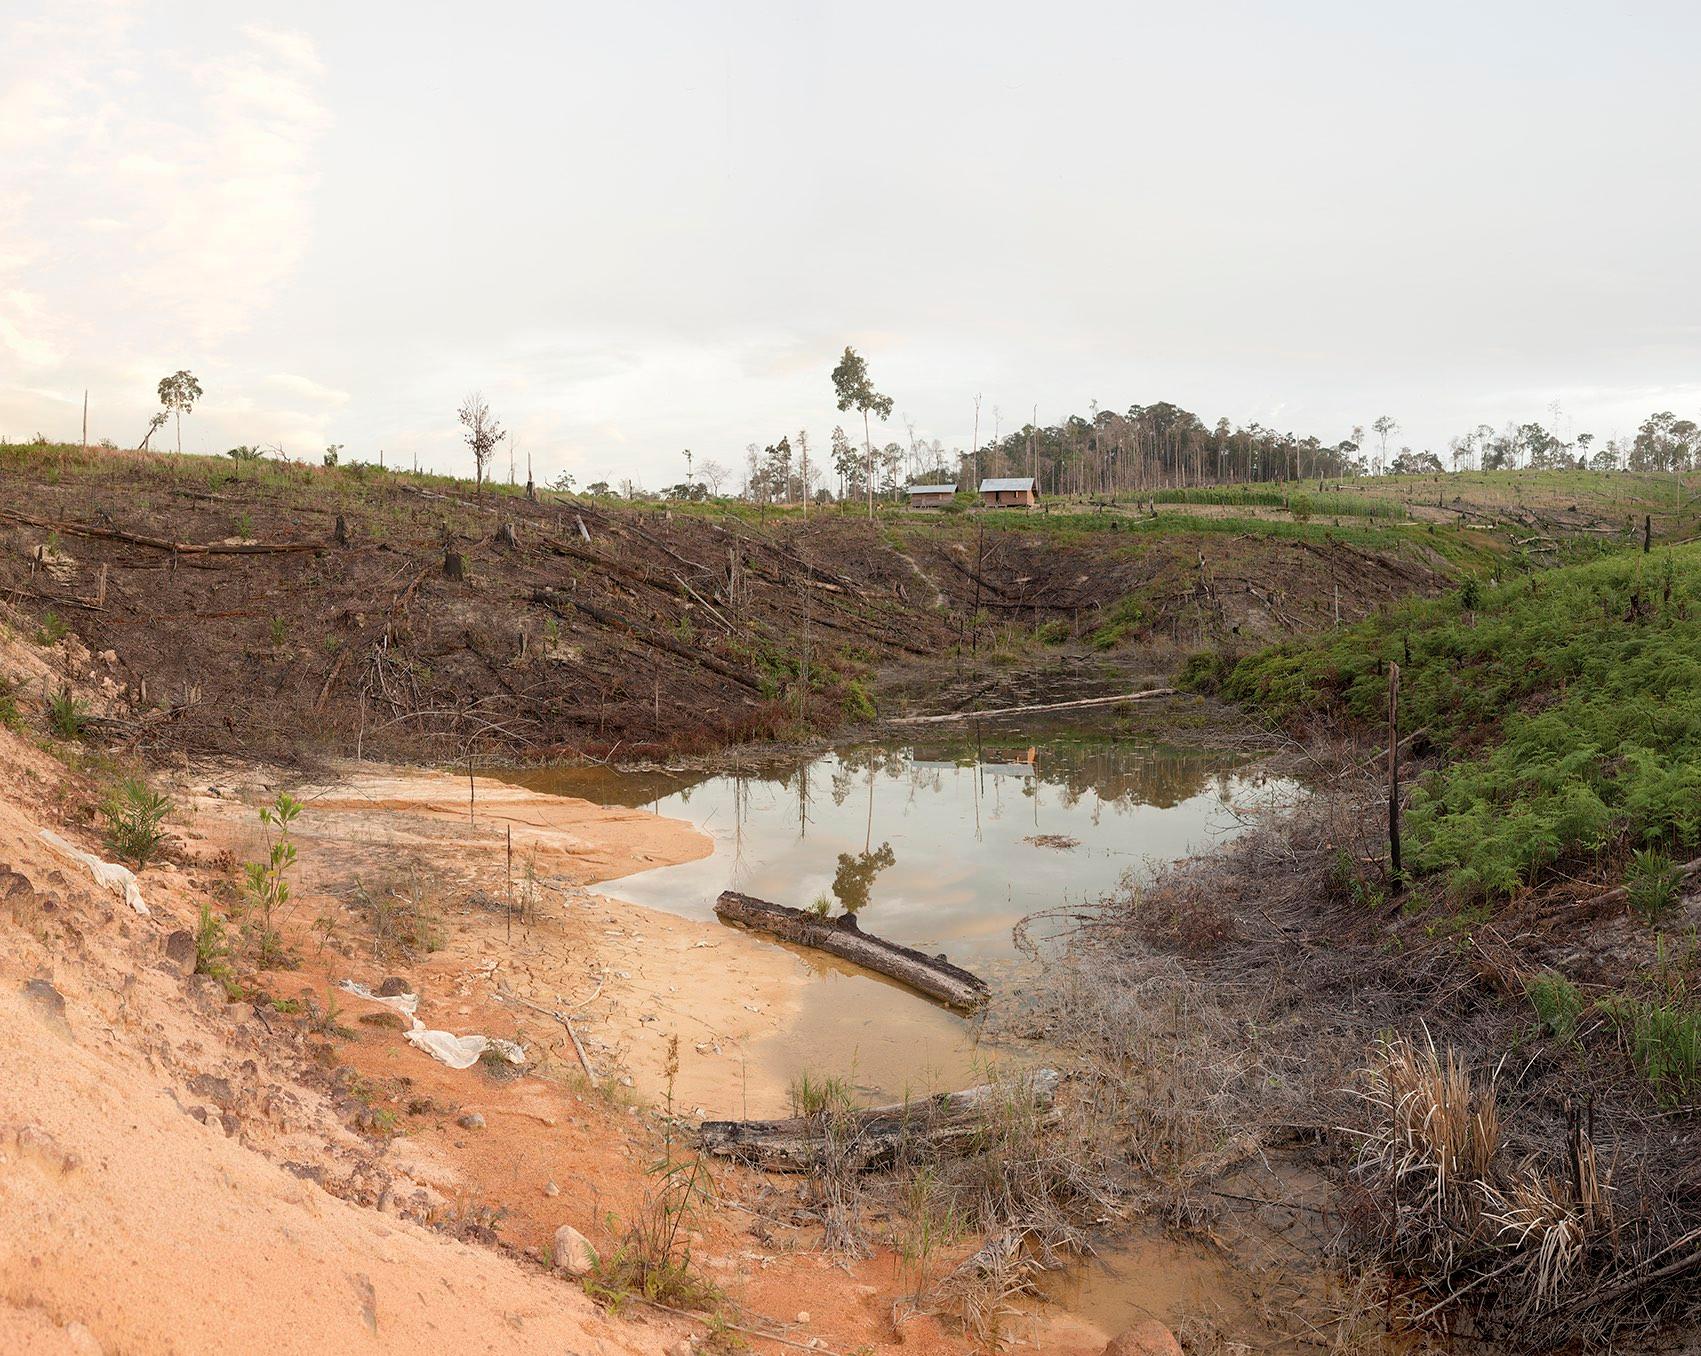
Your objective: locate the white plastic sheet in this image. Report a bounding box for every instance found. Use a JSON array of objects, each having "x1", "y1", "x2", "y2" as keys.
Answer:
[
  {"x1": 338, "y1": 980, "x2": 525, "y2": 1071},
  {"x1": 39, "y1": 829, "x2": 149, "y2": 915}
]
